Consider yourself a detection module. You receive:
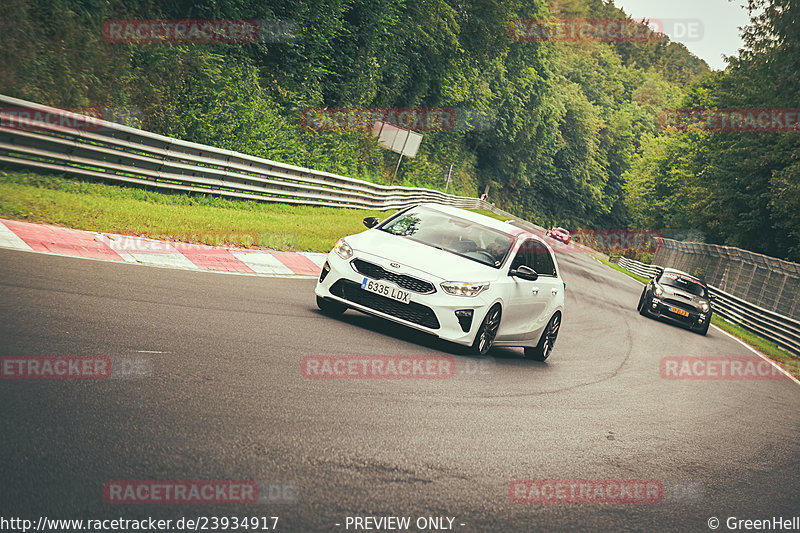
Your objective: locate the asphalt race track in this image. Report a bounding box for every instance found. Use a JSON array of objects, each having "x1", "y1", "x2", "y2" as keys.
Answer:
[{"x1": 1, "y1": 247, "x2": 798, "y2": 532}]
